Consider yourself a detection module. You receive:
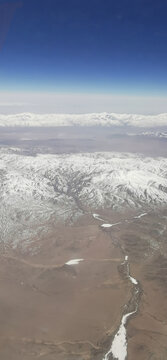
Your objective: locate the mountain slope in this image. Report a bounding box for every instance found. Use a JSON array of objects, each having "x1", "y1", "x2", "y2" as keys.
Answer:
[{"x1": 0, "y1": 149, "x2": 167, "y2": 250}]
